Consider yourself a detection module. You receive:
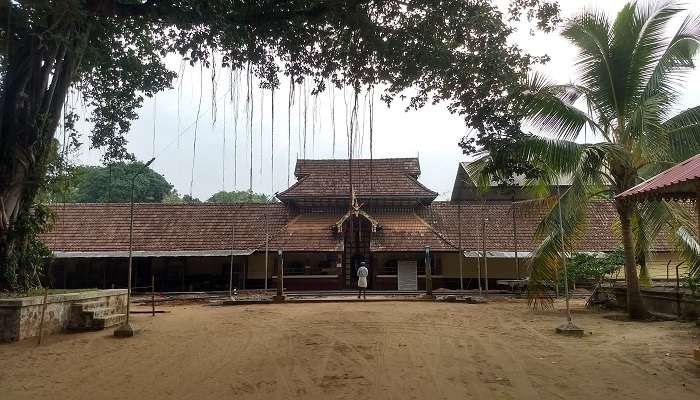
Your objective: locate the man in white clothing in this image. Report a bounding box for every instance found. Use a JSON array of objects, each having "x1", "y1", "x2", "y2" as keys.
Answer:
[{"x1": 357, "y1": 261, "x2": 368, "y2": 300}]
